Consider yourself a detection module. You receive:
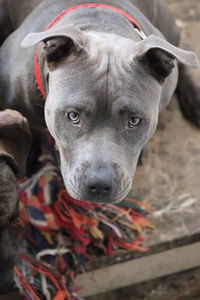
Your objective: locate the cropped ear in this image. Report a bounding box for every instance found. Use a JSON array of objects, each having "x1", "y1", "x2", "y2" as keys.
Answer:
[
  {"x1": 135, "y1": 35, "x2": 200, "y2": 83},
  {"x1": 21, "y1": 25, "x2": 87, "y2": 64}
]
